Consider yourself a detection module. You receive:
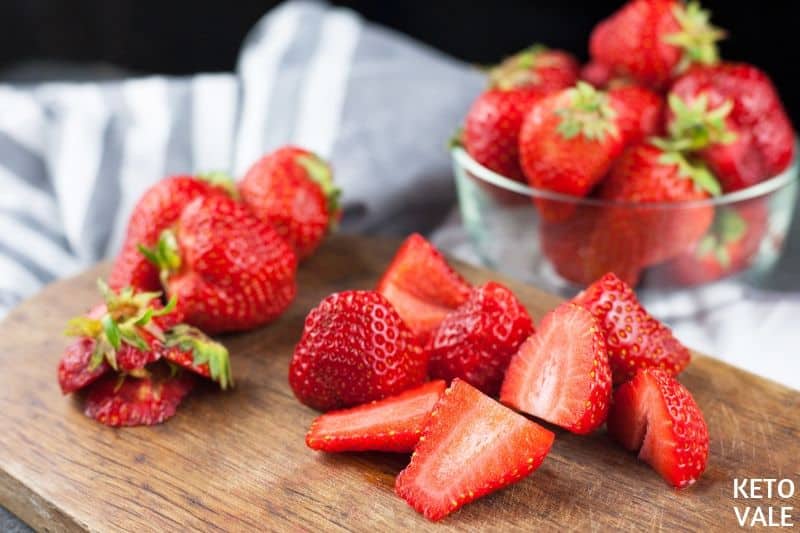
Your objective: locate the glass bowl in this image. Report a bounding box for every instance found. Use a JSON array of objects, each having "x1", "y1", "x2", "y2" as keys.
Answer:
[{"x1": 451, "y1": 146, "x2": 799, "y2": 305}]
